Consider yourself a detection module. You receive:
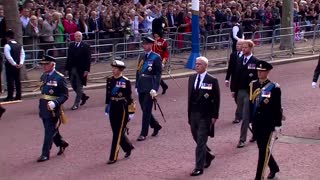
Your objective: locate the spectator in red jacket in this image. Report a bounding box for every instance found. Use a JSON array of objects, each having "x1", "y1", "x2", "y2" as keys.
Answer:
[{"x1": 63, "y1": 13, "x2": 78, "y2": 41}]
